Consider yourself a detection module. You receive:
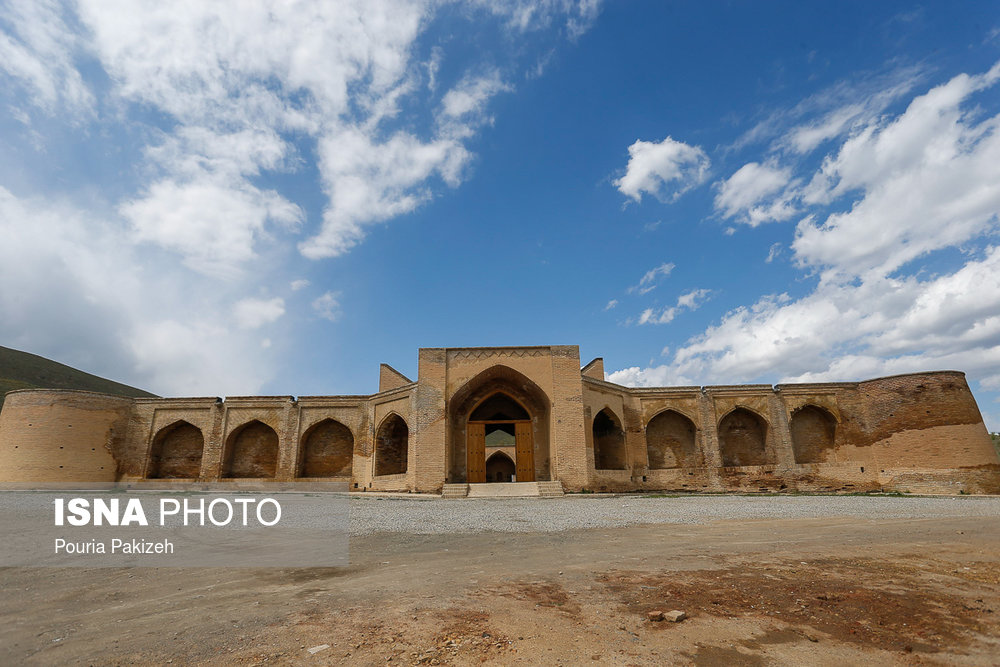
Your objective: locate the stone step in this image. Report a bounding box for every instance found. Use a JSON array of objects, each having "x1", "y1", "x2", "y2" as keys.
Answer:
[
  {"x1": 441, "y1": 483, "x2": 469, "y2": 499},
  {"x1": 443, "y1": 481, "x2": 566, "y2": 498},
  {"x1": 536, "y1": 480, "x2": 565, "y2": 497},
  {"x1": 467, "y1": 482, "x2": 541, "y2": 498}
]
